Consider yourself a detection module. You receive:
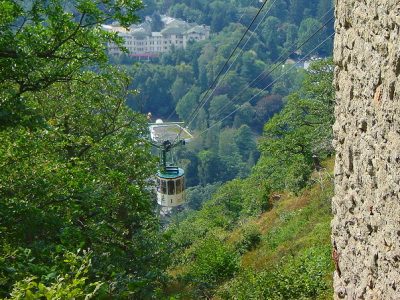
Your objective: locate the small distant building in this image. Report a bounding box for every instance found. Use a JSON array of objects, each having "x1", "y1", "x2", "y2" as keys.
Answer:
[
  {"x1": 103, "y1": 16, "x2": 210, "y2": 58},
  {"x1": 282, "y1": 56, "x2": 323, "y2": 70}
]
